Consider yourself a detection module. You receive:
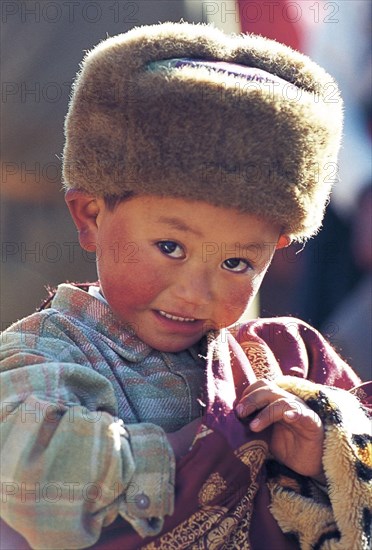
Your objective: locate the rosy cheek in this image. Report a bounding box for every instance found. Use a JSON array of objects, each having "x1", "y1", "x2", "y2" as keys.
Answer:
[
  {"x1": 219, "y1": 283, "x2": 254, "y2": 320},
  {"x1": 124, "y1": 271, "x2": 160, "y2": 304},
  {"x1": 106, "y1": 259, "x2": 166, "y2": 308}
]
